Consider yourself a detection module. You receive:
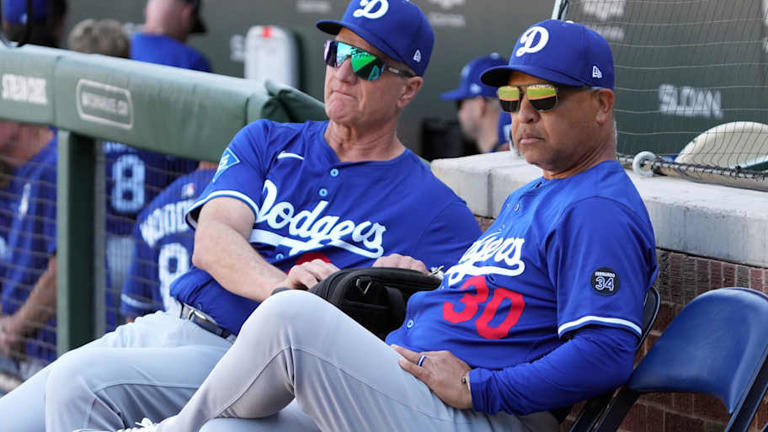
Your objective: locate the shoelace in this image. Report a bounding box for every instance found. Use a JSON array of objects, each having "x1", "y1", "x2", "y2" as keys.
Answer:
[{"x1": 117, "y1": 418, "x2": 158, "y2": 432}]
